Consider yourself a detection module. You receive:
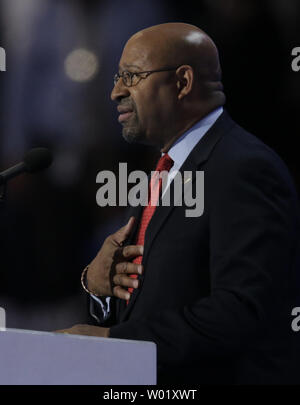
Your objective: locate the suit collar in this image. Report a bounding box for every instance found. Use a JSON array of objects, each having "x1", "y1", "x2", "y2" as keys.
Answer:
[
  {"x1": 140, "y1": 110, "x2": 233, "y2": 263},
  {"x1": 167, "y1": 106, "x2": 223, "y2": 170},
  {"x1": 187, "y1": 109, "x2": 234, "y2": 168}
]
